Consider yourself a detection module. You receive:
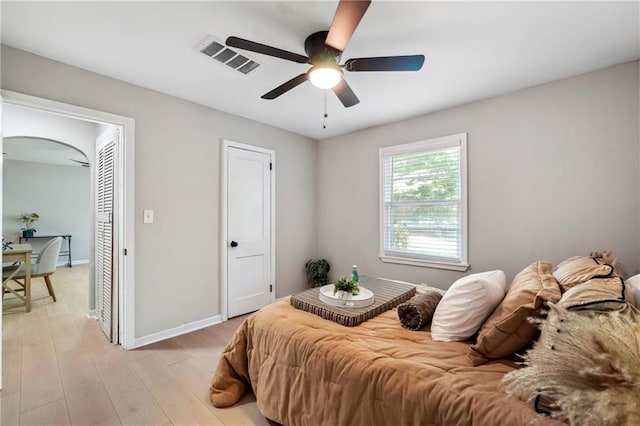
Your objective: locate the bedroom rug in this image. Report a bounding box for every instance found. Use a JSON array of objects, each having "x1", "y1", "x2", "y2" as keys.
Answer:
[{"x1": 290, "y1": 275, "x2": 416, "y2": 326}]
